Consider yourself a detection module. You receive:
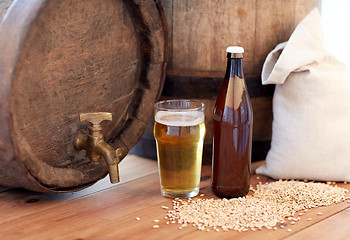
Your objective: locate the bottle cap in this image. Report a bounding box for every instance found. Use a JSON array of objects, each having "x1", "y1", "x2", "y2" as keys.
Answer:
[{"x1": 226, "y1": 46, "x2": 244, "y2": 53}]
